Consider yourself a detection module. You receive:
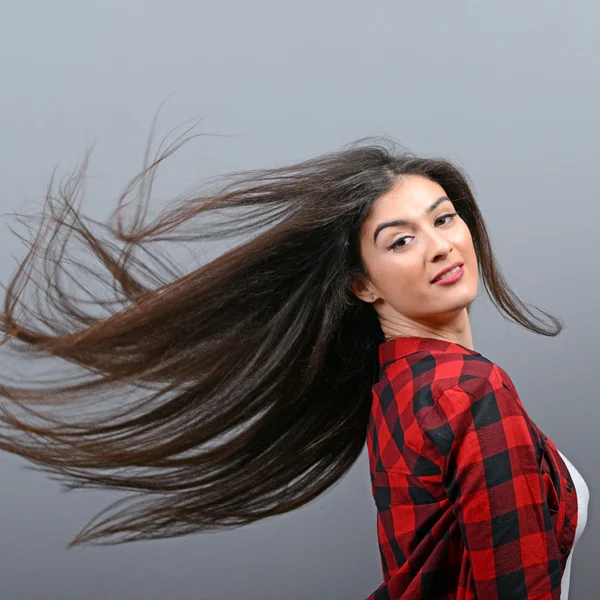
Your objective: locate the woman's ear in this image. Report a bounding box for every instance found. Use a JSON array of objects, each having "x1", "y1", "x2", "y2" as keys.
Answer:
[{"x1": 349, "y1": 276, "x2": 377, "y2": 303}]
